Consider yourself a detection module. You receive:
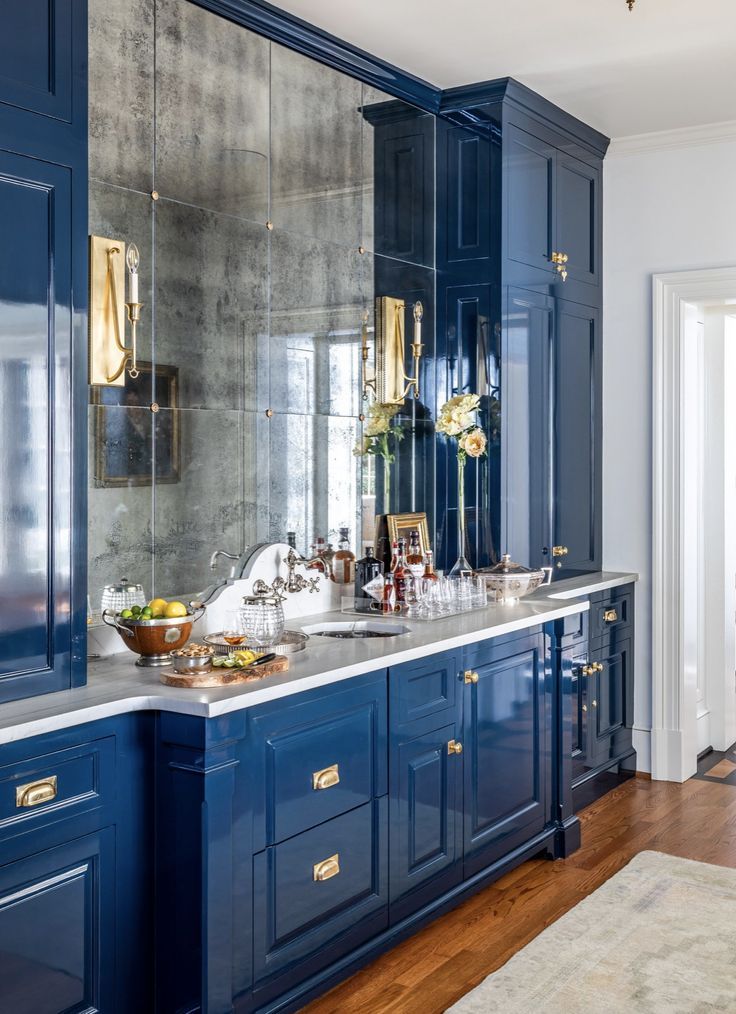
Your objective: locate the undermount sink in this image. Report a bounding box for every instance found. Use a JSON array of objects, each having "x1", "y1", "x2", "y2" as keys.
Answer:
[{"x1": 300, "y1": 620, "x2": 410, "y2": 640}]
